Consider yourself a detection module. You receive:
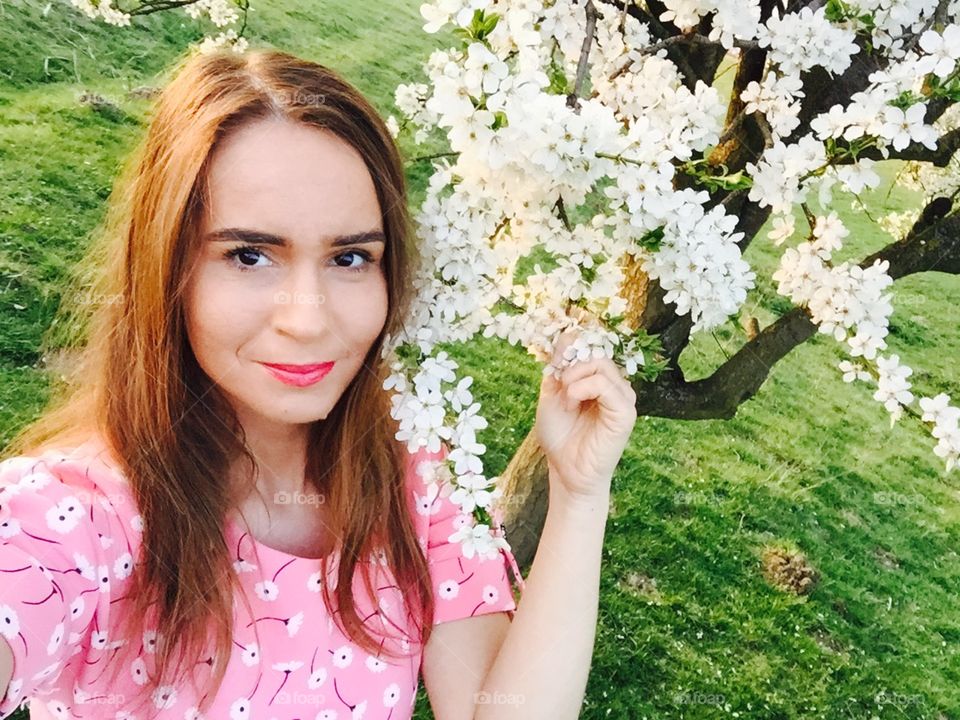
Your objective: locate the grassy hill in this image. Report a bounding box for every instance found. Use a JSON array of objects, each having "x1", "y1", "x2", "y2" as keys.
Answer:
[{"x1": 1, "y1": 1, "x2": 959, "y2": 718}]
